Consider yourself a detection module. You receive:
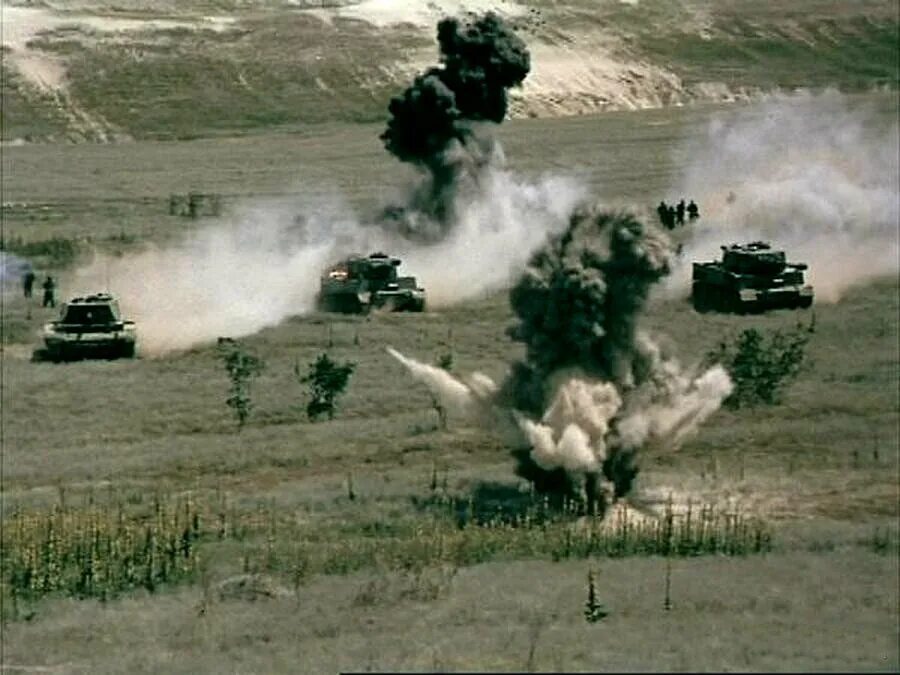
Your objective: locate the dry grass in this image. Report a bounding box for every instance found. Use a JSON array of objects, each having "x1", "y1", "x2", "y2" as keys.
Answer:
[
  {"x1": 1, "y1": 551, "x2": 896, "y2": 673},
  {"x1": 0, "y1": 97, "x2": 897, "y2": 671}
]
